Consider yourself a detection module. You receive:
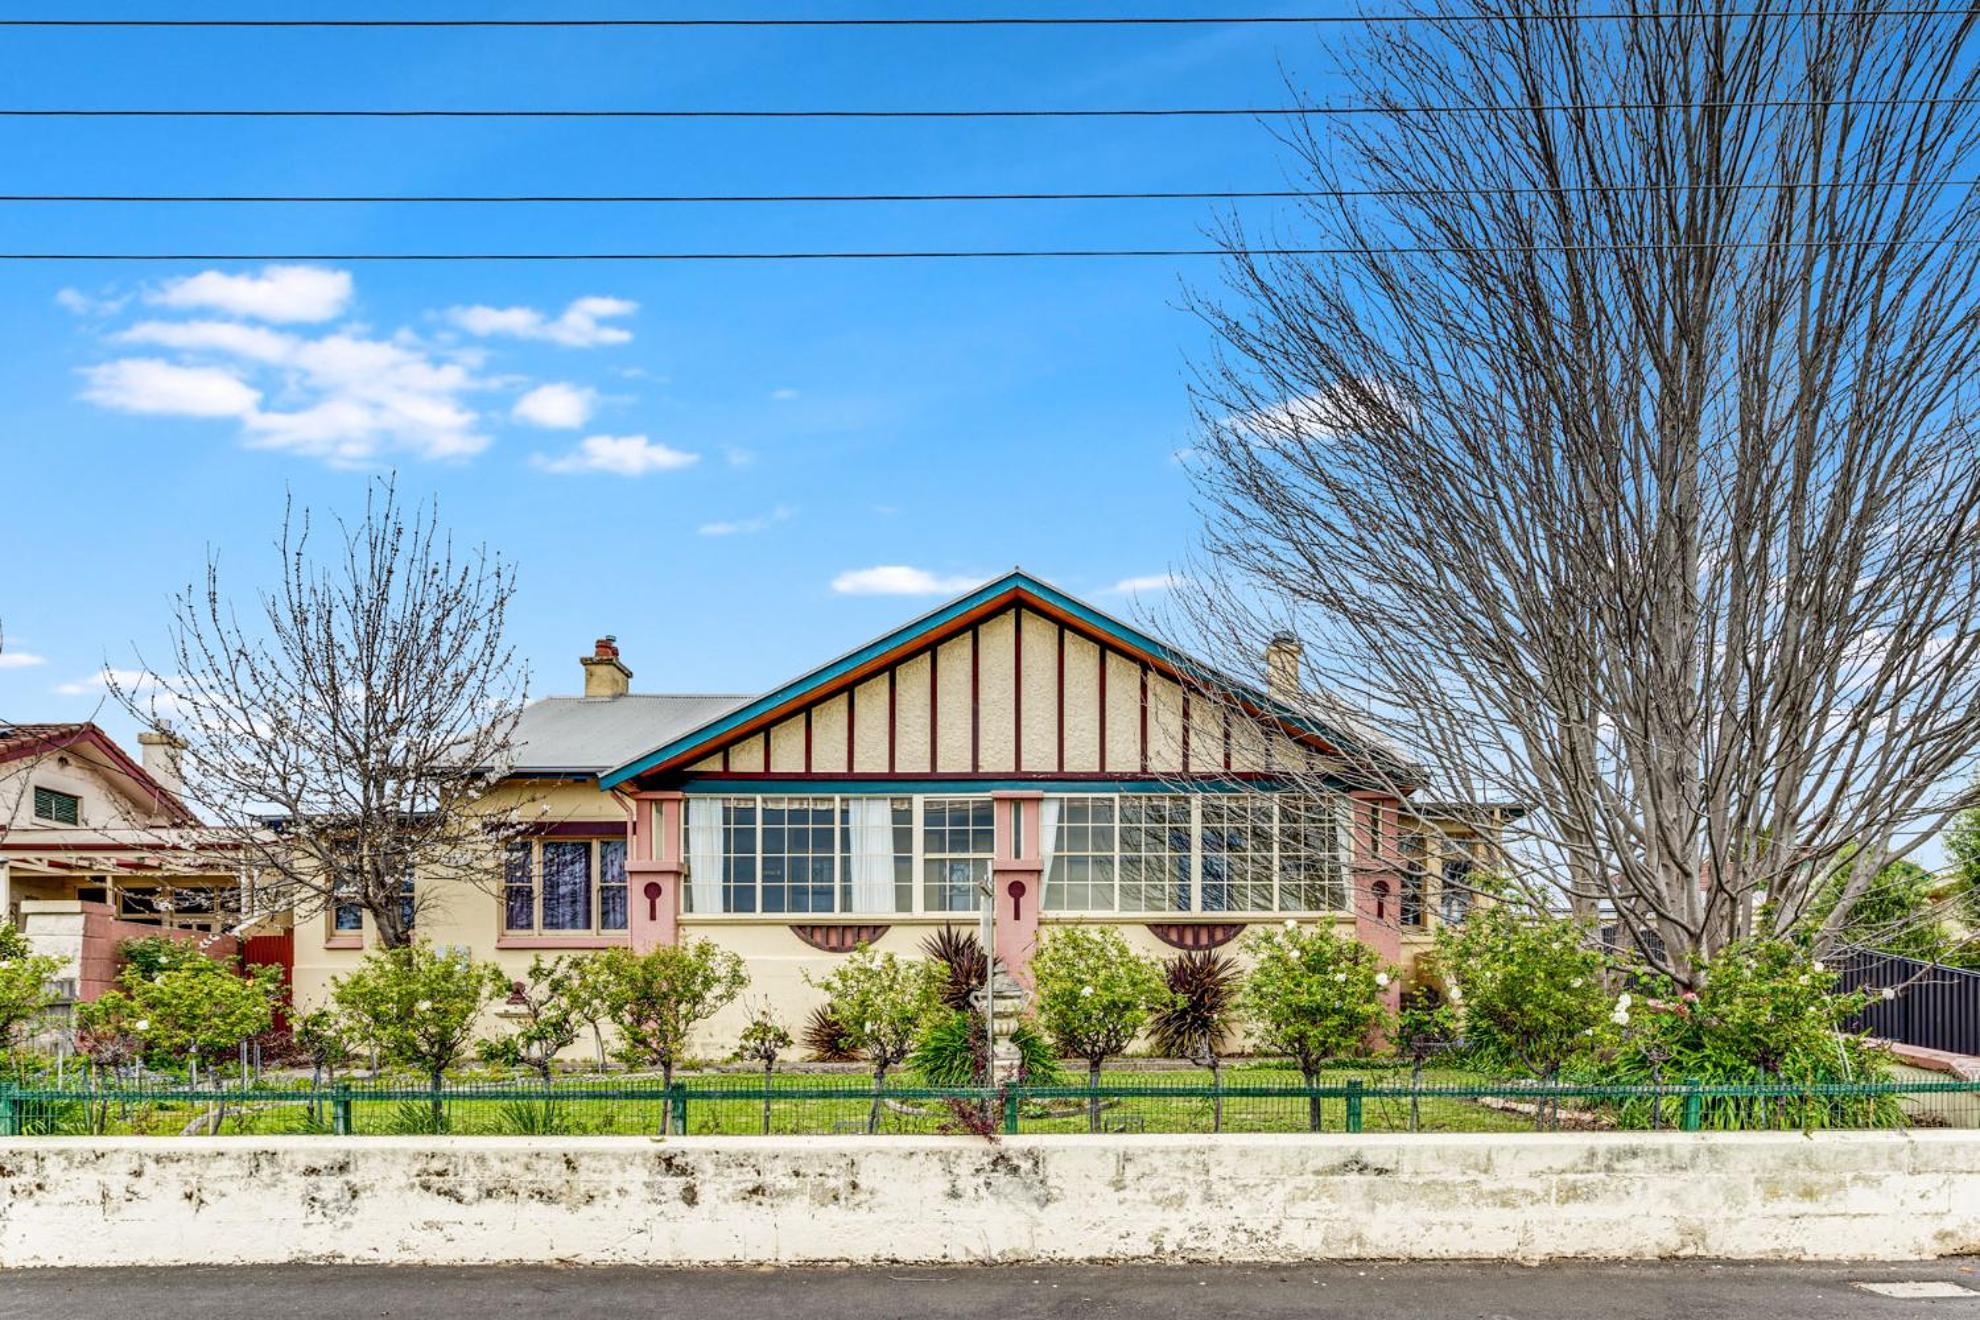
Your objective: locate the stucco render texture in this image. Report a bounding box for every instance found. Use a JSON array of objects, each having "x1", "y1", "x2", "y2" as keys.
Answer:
[{"x1": 1, "y1": 1131, "x2": 1977, "y2": 1268}]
